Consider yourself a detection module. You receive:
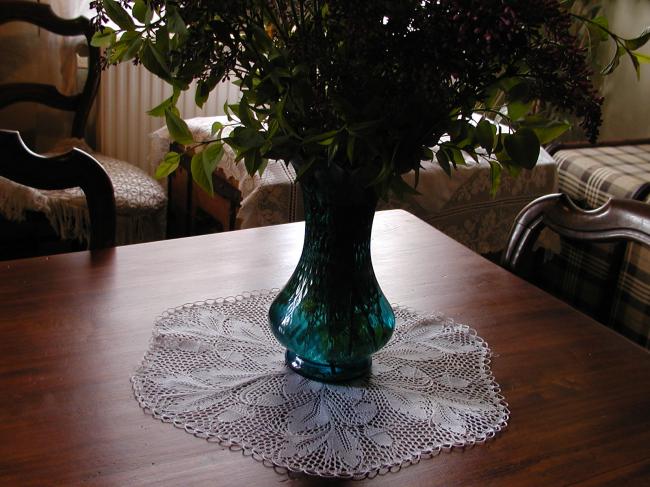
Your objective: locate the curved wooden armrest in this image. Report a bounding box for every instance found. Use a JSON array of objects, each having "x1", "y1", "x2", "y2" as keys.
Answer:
[{"x1": 0, "y1": 130, "x2": 116, "y2": 249}]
